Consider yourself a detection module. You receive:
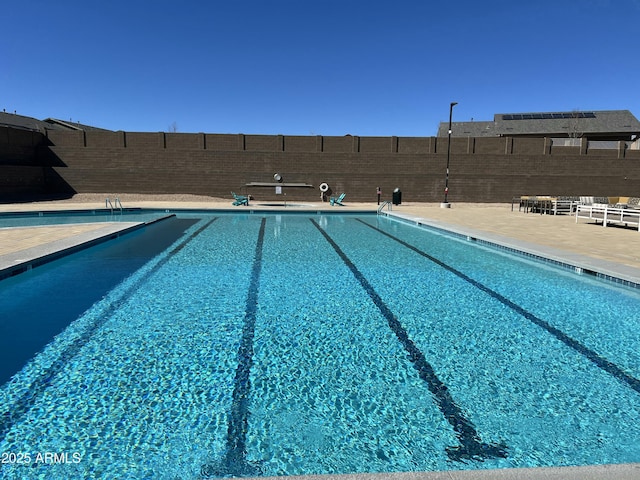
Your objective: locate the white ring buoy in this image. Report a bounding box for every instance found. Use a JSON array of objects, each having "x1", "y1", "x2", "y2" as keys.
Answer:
[{"x1": 319, "y1": 183, "x2": 329, "y2": 192}]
